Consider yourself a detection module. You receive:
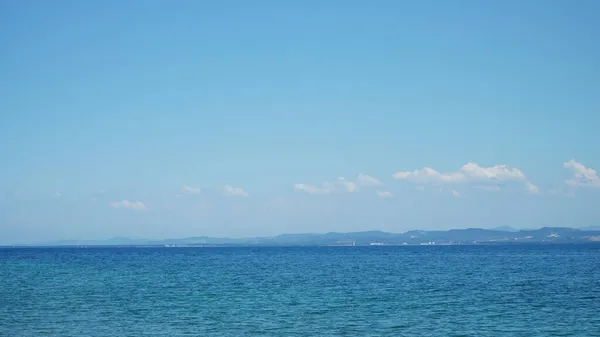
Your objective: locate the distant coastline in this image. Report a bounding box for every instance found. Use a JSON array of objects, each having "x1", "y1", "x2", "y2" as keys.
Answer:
[{"x1": 4, "y1": 226, "x2": 600, "y2": 248}]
